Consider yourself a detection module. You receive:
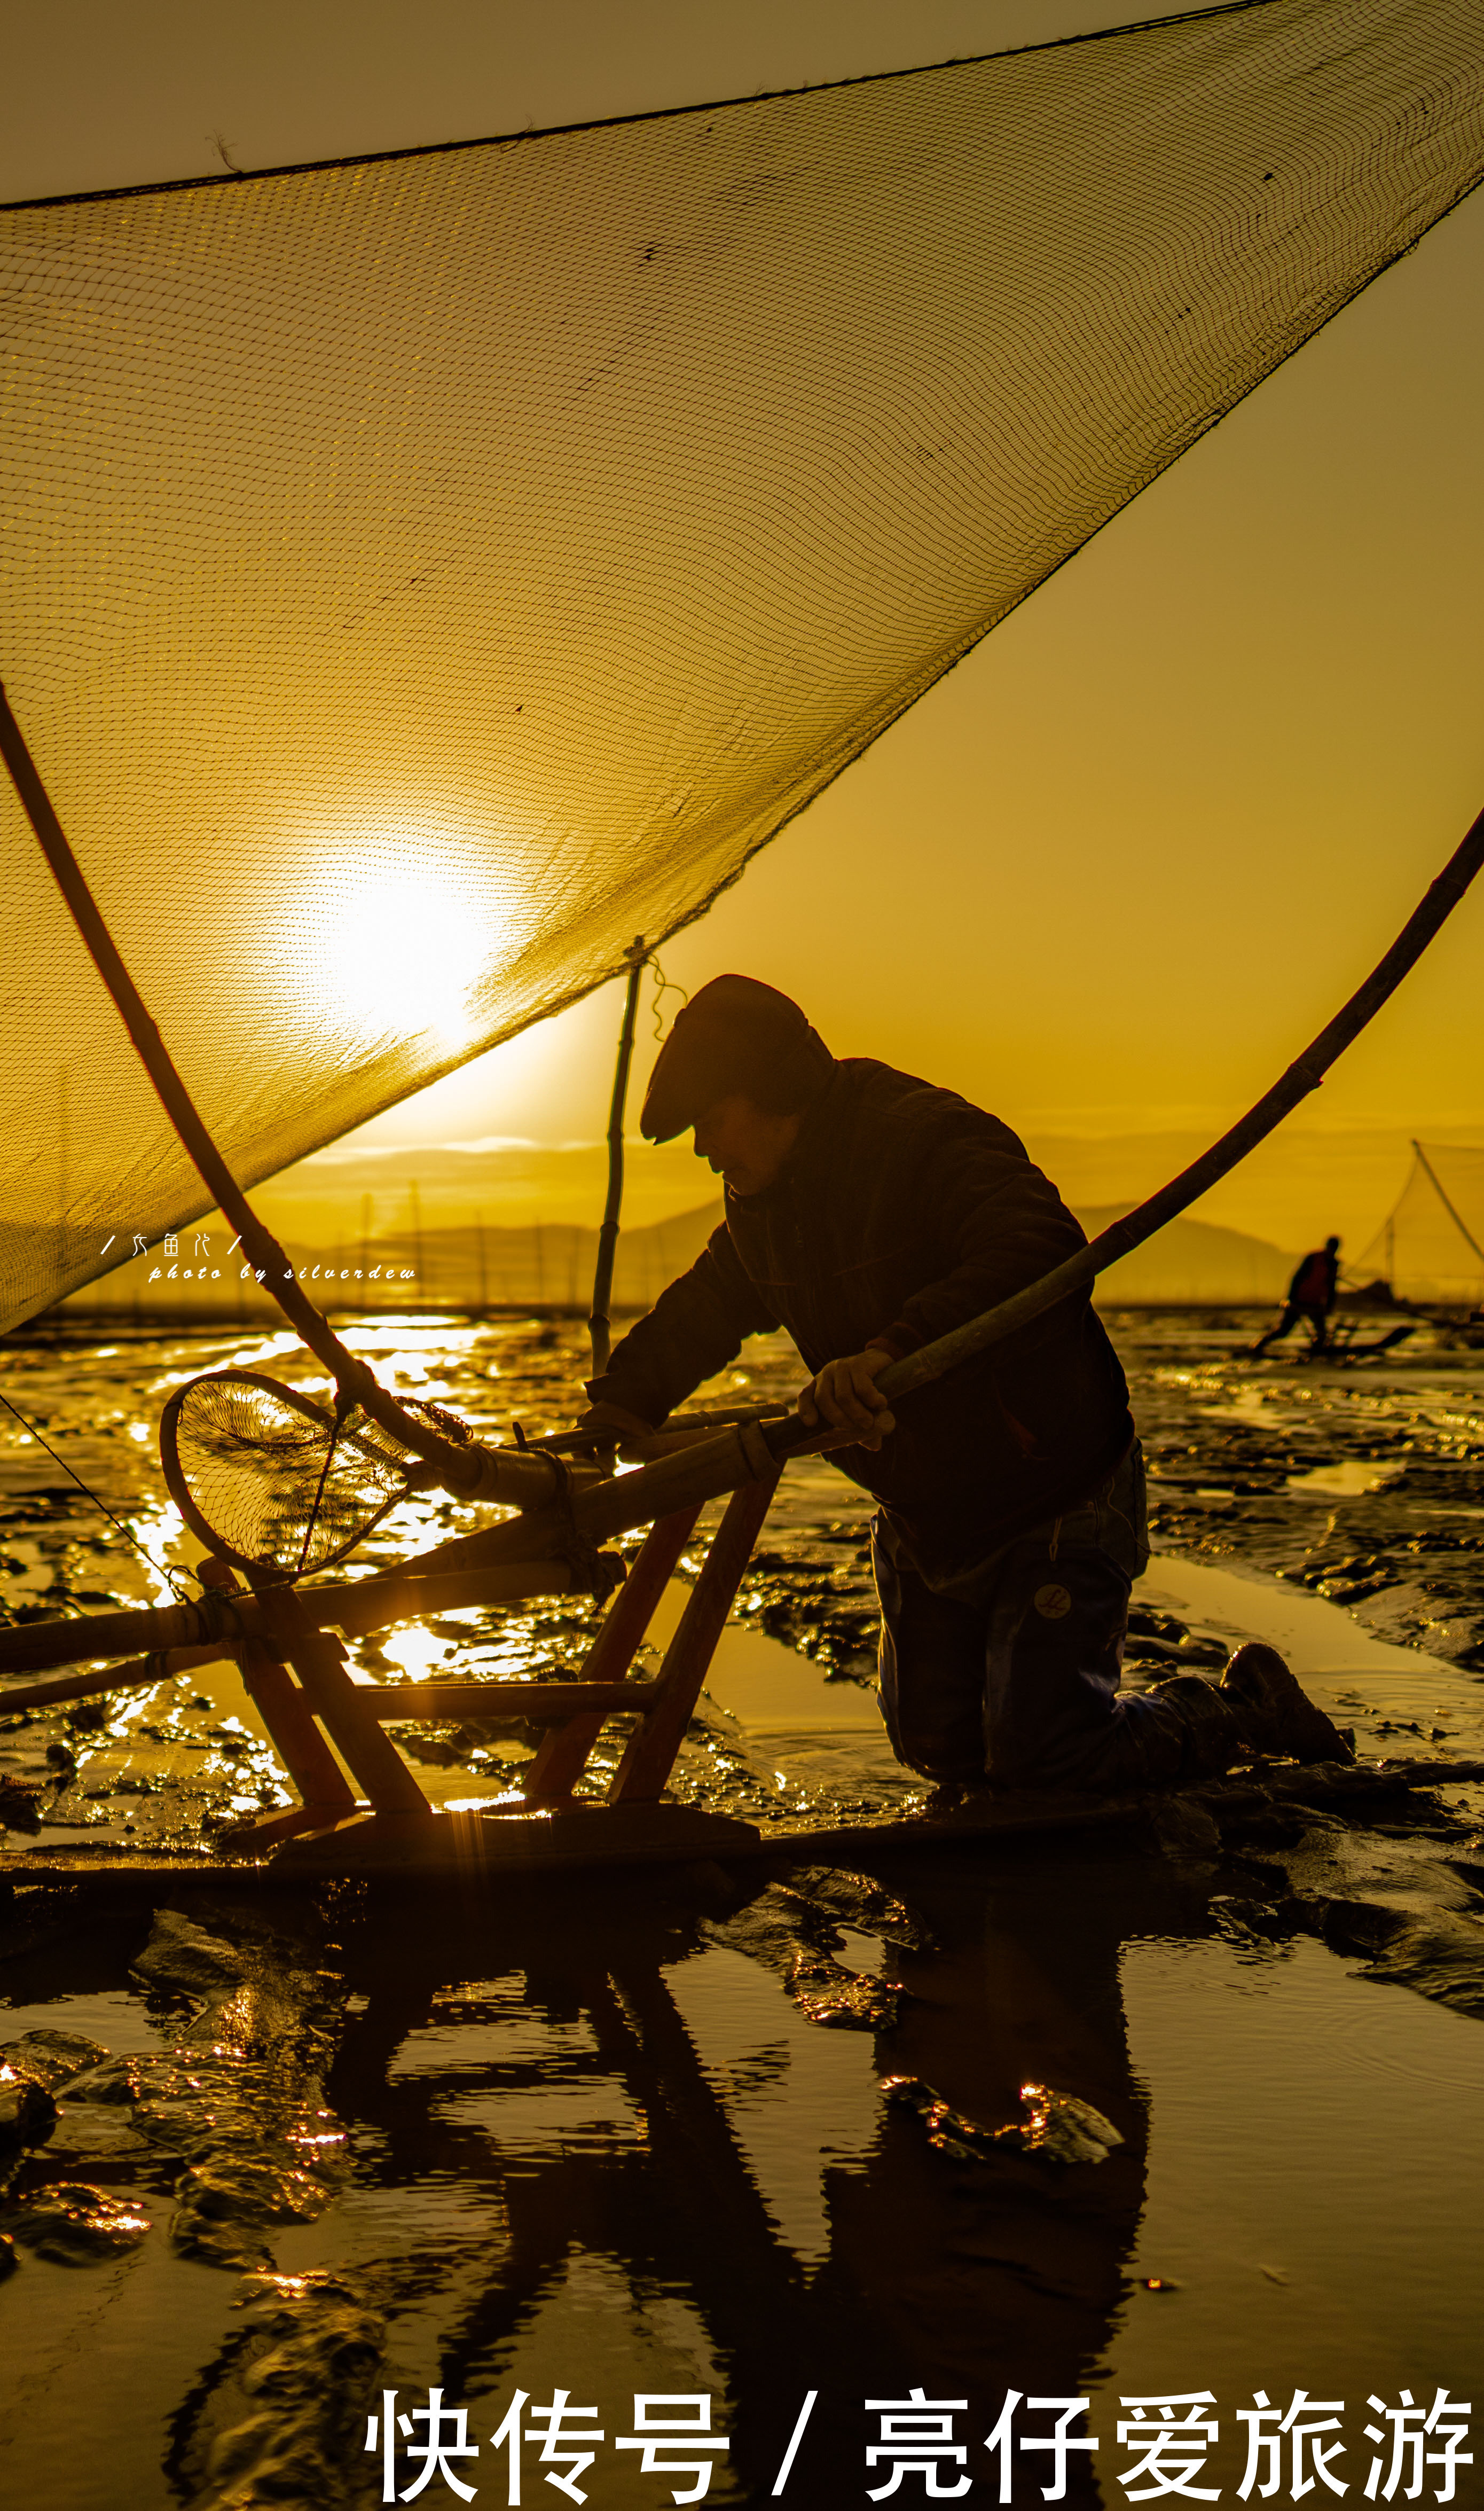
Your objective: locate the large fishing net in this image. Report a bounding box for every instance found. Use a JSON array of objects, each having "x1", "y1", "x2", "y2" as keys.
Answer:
[{"x1": 5, "y1": 0, "x2": 1484, "y2": 1333}]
